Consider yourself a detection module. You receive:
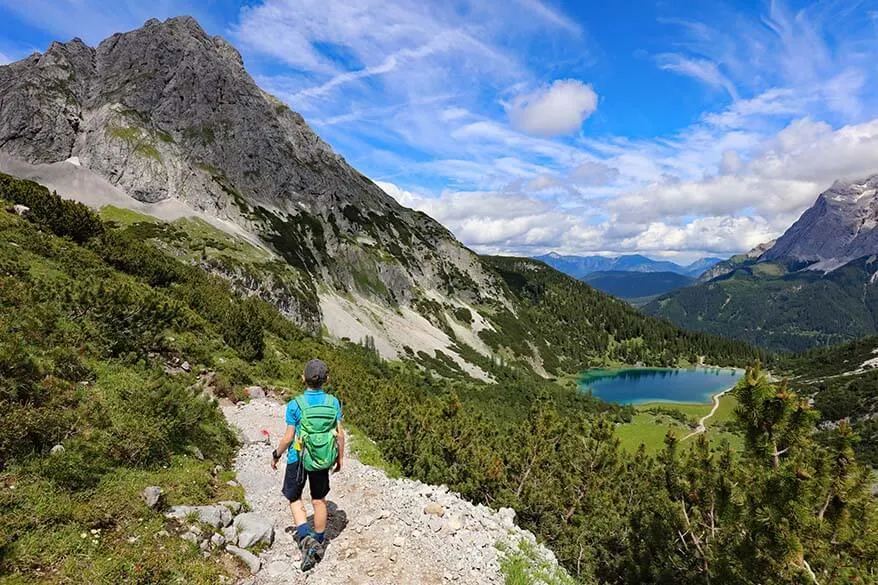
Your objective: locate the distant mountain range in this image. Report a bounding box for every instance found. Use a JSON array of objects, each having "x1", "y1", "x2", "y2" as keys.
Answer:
[
  {"x1": 580, "y1": 271, "x2": 694, "y2": 305},
  {"x1": 535, "y1": 253, "x2": 724, "y2": 279},
  {"x1": 646, "y1": 176, "x2": 878, "y2": 352}
]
